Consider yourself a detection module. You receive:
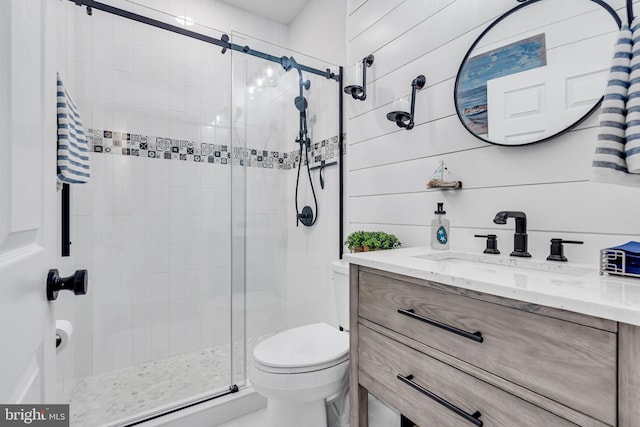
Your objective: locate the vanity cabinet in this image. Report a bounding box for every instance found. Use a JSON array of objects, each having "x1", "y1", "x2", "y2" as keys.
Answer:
[{"x1": 349, "y1": 265, "x2": 640, "y2": 427}]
